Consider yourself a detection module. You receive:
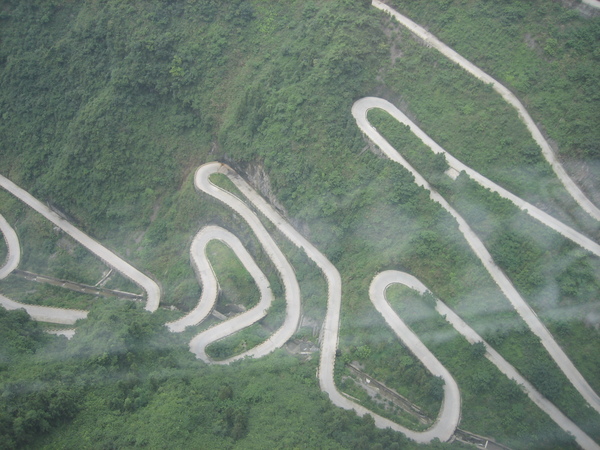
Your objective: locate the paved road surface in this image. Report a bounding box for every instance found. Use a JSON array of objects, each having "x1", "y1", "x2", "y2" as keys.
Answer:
[
  {"x1": 0, "y1": 175, "x2": 161, "y2": 311},
  {"x1": 353, "y1": 96, "x2": 600, "y2": 415},
  {"x1": 0, "y1": 214, "x2": 20, "y2": 279},
  {"x1": 0, "y1": 293, "x2": 87, "y2": 325},
  {"x1": 167, "y1": 225, "x2": 273, "y2": 335},
  {"x1": 188, "y1": 163, "x2": 301, "y2": 362},
  {"x1": 0, "y1": 210, "x2": 85, "y2": 329},
  {"x1": 582, "y1": 0, "x2": 600, "y2": 8},
  {"x1": 47, "y1": 329, "x2": 77, "y2": 339},
  {"x1": 379, "y1": 270, "x2": 599, "y2": 450},
  {"x1": 370, "y1": 271, "x2": 461, "y2": 443},
  {"x1": 372, "y1": 0, "x2": 600, "y2": 222},
  {"x1": 168, "y1": 225, "x2": 278, "y2": 364}
]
